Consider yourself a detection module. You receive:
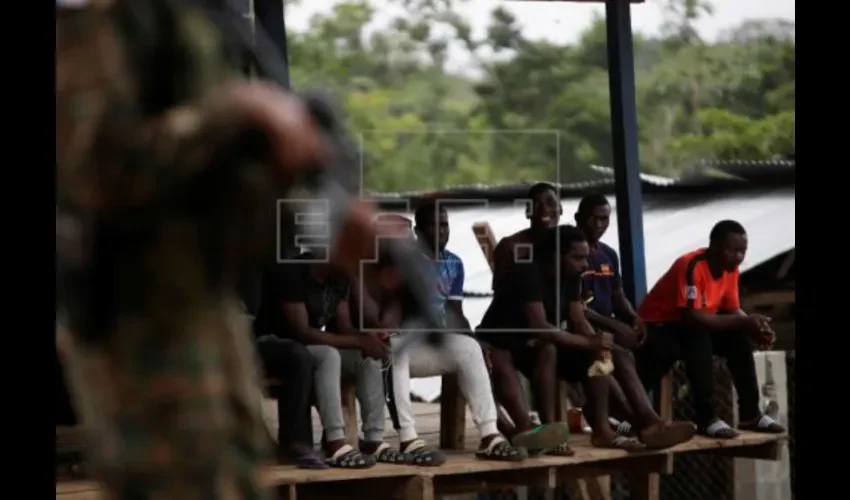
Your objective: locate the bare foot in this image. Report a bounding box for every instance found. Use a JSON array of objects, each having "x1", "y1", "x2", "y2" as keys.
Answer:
[
  {"x1": 591, "y1": 430, "x2": 646, "y2": 452},
  {"x1": 638, "y1": 421, "x2": 696, "y2": 449}
]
